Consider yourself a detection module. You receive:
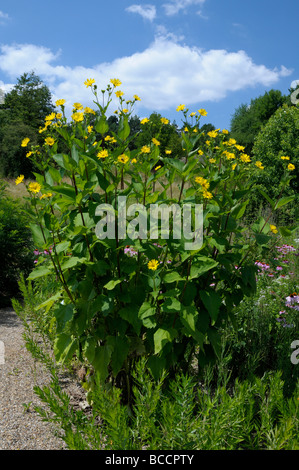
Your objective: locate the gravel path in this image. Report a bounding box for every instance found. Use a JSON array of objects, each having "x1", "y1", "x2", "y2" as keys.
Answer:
[{"x1": 0, "y1": 307, "x2": 67, "y2": 450}]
